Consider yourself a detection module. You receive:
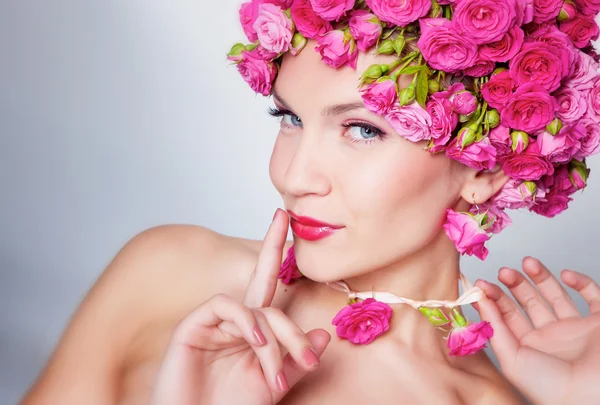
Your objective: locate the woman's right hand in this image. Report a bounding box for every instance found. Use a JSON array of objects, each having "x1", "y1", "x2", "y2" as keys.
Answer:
[{"x1": 150, "y1": 209, "x2": 331, "y2": 405}]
